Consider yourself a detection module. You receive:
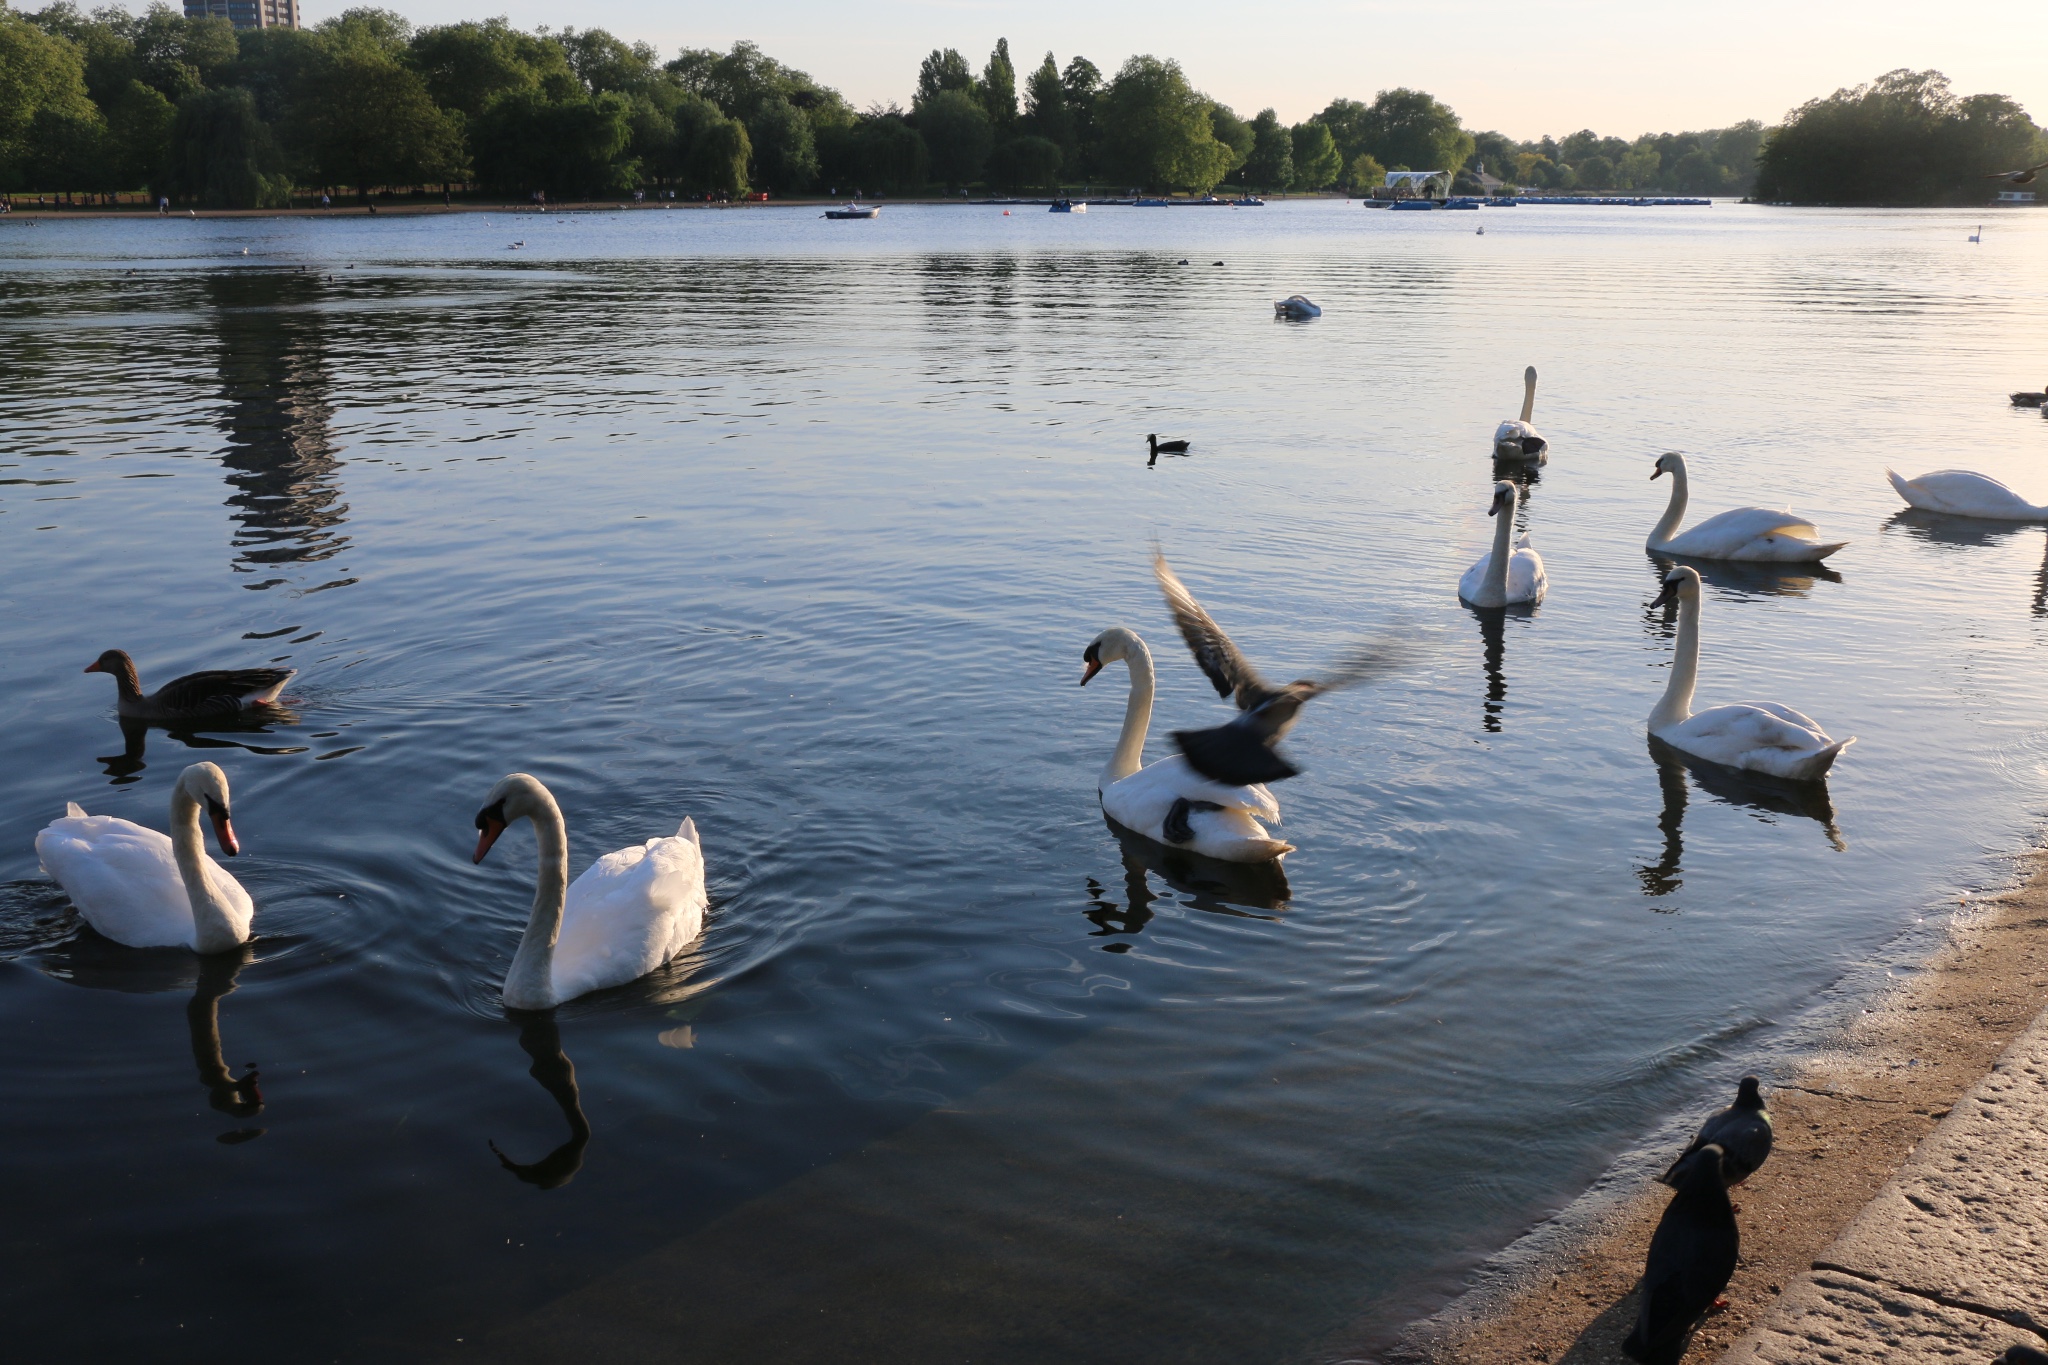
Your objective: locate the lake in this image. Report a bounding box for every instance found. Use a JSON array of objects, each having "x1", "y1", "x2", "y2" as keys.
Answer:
[{"x1": 2, "y1": 199, "x2": 2046, "y2": 1363}]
